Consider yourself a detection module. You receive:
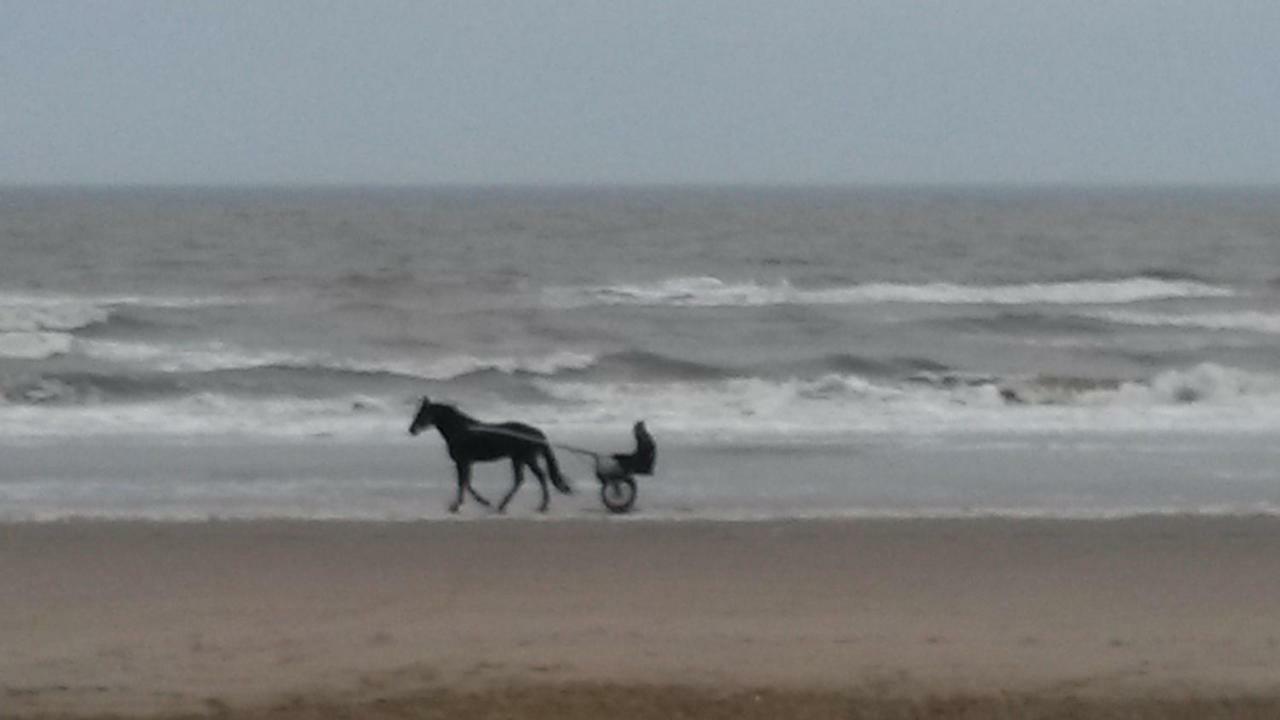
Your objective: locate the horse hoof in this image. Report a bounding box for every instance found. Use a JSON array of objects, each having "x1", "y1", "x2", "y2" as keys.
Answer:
[{"x1": 449, "y1": 504, "x2": 460, "y2": 514}]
